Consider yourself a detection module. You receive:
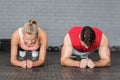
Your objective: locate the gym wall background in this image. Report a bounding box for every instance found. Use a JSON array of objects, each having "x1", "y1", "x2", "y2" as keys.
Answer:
[{"x1": 0, "y1": 0, "x2": 120, "y2": 46}]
